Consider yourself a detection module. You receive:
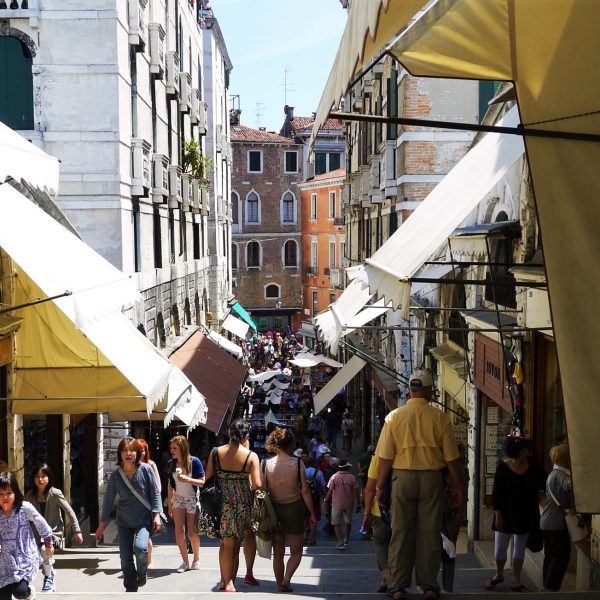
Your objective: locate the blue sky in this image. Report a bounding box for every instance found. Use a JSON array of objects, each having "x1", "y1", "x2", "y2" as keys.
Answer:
[{"x1": 212, "y1": 0, "x2": 347, "y2": 132}]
